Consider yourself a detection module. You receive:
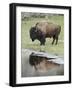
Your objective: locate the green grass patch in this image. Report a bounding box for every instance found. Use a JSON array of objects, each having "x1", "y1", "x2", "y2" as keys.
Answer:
[{"x1": 21, "y1": 15, "x2": 64, "y2": 56}]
